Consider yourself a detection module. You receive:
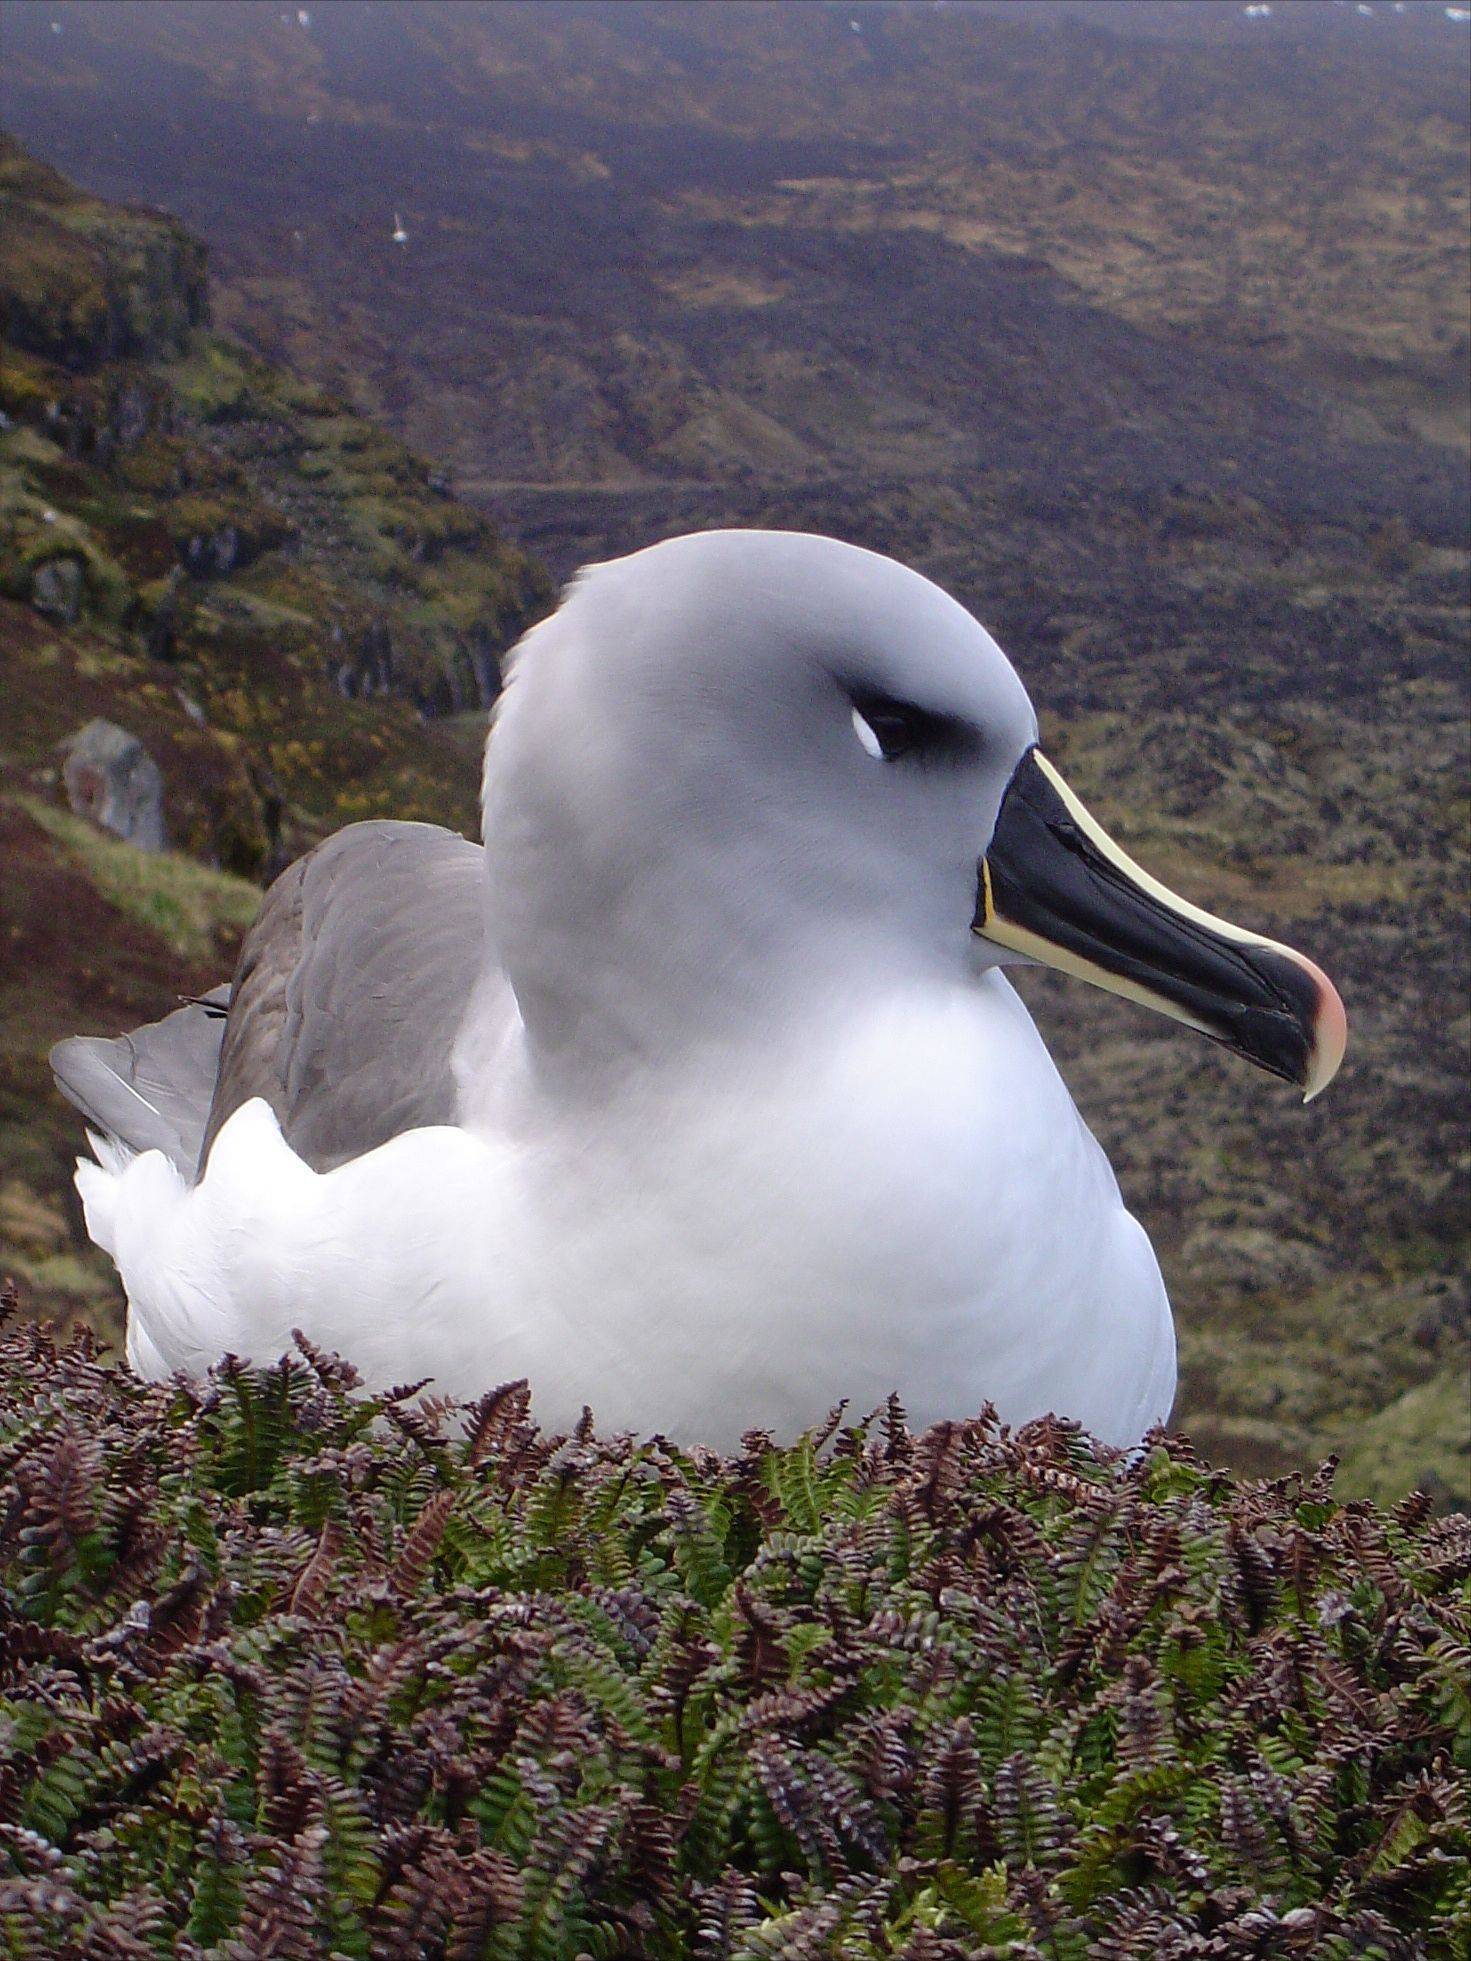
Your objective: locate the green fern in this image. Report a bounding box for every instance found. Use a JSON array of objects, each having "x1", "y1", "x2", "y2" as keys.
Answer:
[{"x1": 0, "y1": 1320, "x2": 1465, "y2": 1958}]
